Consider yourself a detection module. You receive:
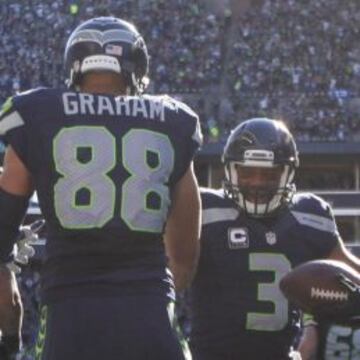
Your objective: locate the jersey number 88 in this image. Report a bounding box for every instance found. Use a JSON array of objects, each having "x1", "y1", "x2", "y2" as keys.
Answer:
[{"x1": 53, "y1": 126, "x2": 174, "y2": 232}]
